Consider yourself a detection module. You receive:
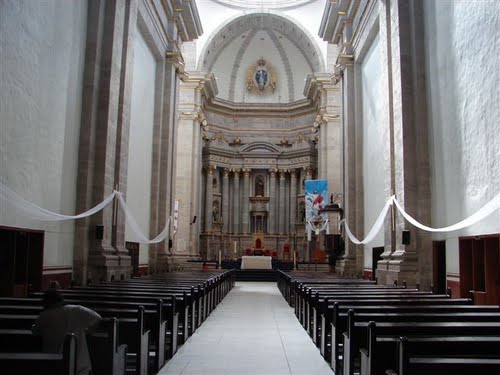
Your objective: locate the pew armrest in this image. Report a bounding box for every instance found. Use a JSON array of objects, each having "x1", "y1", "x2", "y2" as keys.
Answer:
[
  {"x1": 114, "y1": 344, "x2": 127, "y2": 375},
  {"x1": 385, "y1": 370, "x2": 397, "y2": 375}
]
